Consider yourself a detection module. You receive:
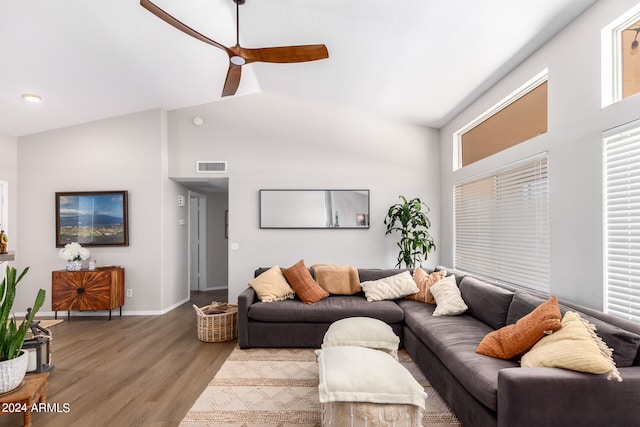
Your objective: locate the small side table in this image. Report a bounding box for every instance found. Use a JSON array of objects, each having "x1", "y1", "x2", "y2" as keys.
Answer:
[{"x1": 0, "y1": 372, "x2": 50, "y2": 427}]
